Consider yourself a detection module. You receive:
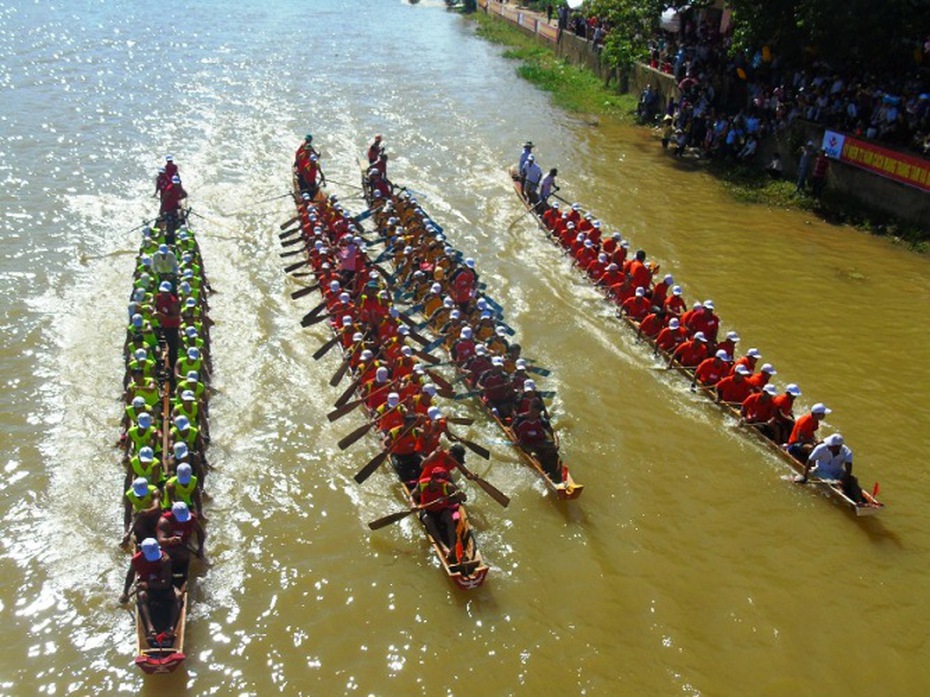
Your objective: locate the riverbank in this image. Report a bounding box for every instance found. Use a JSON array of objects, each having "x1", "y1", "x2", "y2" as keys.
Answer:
[{"x1": 466, "y1": 10, "x2": 929, "y2": 252}]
